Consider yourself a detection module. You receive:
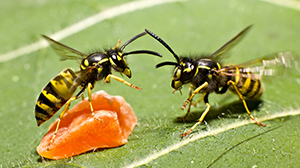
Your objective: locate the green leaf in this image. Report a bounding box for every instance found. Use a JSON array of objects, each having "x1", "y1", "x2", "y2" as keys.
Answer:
[{"x1": 1, "y1": 0, "x2": 300, "y2": 167}]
